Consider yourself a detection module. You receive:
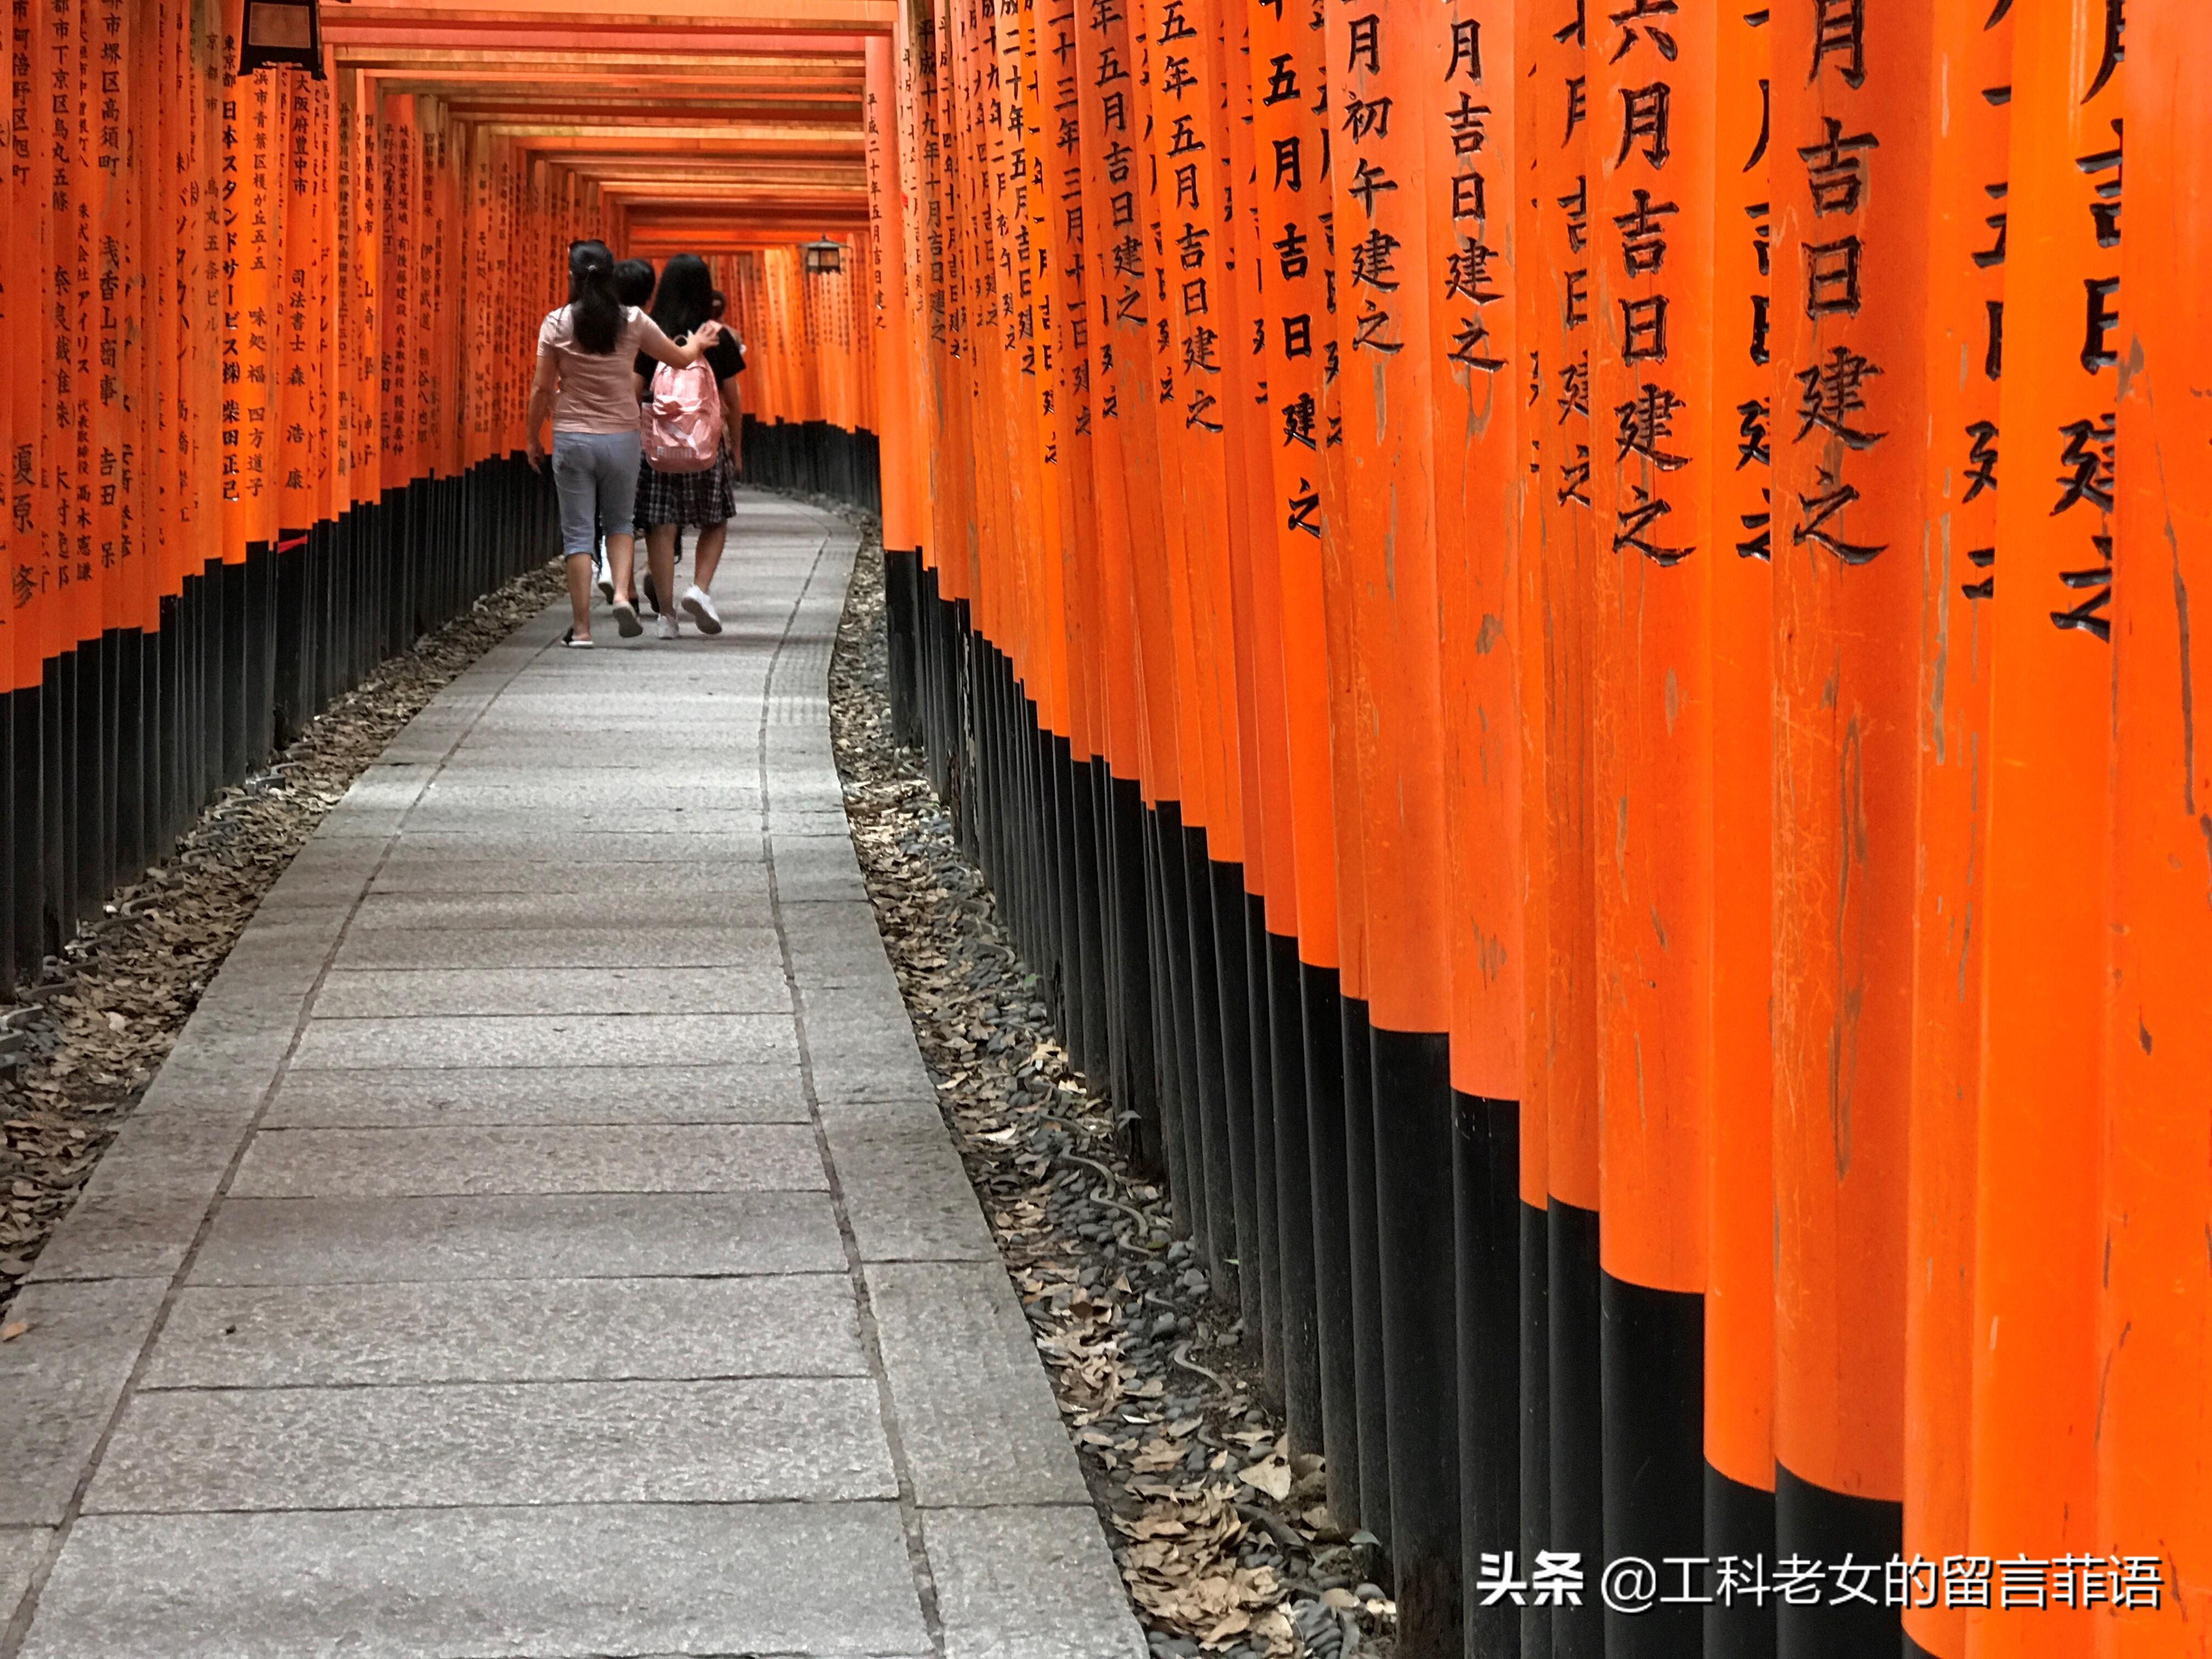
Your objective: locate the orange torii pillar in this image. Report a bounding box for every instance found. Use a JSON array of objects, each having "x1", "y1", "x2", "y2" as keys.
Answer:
[
  {"x1": 1423, "y1": 3, "x2": 1523, "y2": 1655},
  {"x1": 1901, "y1": 5, "x2": 2010, "y2": 1659},
  {"x1": 2107, "y1": 9, "x2": 2212, "y2": 1651},
  {"x1": 1970, "y1": 11, "x2": 2122, "y2": 1651},
  {"x1": 1246, "y1": 0, "x2": 1334, "y2": 1488},
  {"x1": 1514, "y1": 1, "x2": 1606, "y2": 1651},
  {"x1": 867, "y1": 33, "x2": 927, "y2": 749},
  {"x1": 1770, "y1": 3, "x2": 1927, "y2": 1651},
  {"x1": 1329, "y1": 0, "x2": 1463, "y2": 1644},
  {"x1": 1587, "y1": 4, "x2": 1715, "y2": 1656},
  {"x1": 1704, "y1": 4, "x2": 1776, "y2": 1652},
  {"x1": 1065, "y1": 0, "x2": 1174, "y2": 1201}
]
